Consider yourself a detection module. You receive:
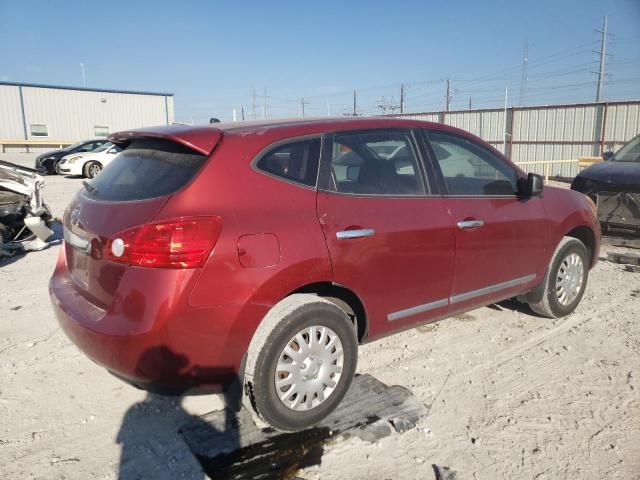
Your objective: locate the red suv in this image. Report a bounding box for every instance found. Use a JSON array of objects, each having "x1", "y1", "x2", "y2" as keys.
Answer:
[{"x1": 50, "y1": 118, "x2": 600, "y2": 431}]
